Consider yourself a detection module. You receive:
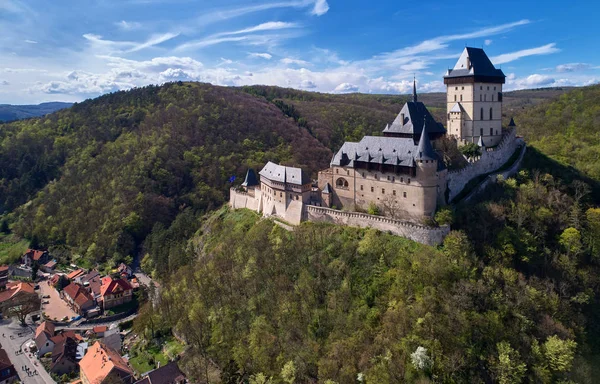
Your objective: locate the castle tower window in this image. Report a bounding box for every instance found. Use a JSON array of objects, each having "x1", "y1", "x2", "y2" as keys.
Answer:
[
  {"x1": 461, "y1": 86, "x2": 464, "y2": 90},
  {"x1": 403, "y1": 192, "x2": 407, "y2": 198},
  {"x1": 371, "y1": 187, "x2": 374, "y2": 192},
  {"x1": 480, "y1": 95, "x2": 482, "y2": 101},
  {"x1": 360, "y1": 185, "x2": 363, "y2": 191},
  {"x1": 460, "y1": 94, "x2": 463, "y2": 101},
  {"x1": 480, "y1": 85, "x2": 483, "y2": 90},
  {"x1": 362, "y1": 172, "x2": 365, "y2": 178},
  {"x1": 487, "y1": 86, "x2": 490, "y2": 90},
  {"x1": 494, "y1": 86, "x2": 496, "y2": 90},
  {"x1": 489, "y1": 107, "x2": 493, "y2": 120},
  {"x1": 393, "y1": 190, "x2": 396, "y2": 196},
  {"x1": 382, "y1": 189, "x2": 385, "y2": 194},
  {"x1": 454, "y1": 95, "x2": 457, "y2": 102},
  {"x1": 490, "y1": 128, "x2": 493, "y2": 136},
  {"x1": 480, "y1": 108, "x2": 484, "y2": 120},
  {"x1": 407, "y1": 178, "x2": 411, "y2": 184},
  {"x1": 455, "y1": 86, "x2": 458, "y2": 90}
]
